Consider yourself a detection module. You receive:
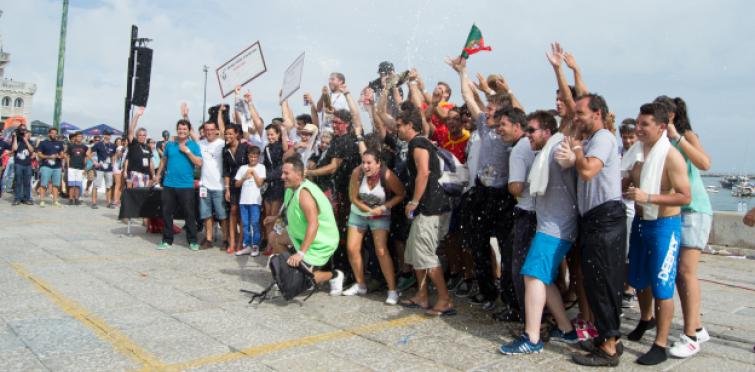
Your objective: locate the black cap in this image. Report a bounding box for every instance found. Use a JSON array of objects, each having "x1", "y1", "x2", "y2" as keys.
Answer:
[
  {"x1": 377, "y1": 61, "x2": 394, "y2": 74},
  {"x1": 102, "y1": 130, "x2": 112, "y2": 136}
]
